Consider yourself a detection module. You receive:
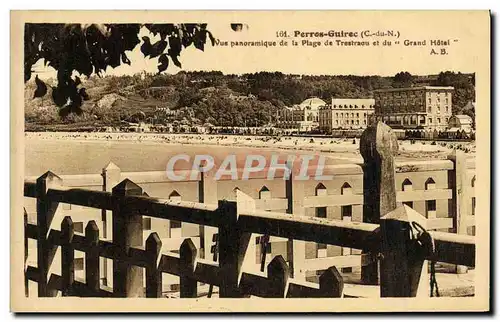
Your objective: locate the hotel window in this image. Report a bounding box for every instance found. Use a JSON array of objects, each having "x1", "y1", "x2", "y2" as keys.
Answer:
[
  {"x1": 356, "y1": 113, "x2": 359, "y2": 117},
  {"x1": 350, "y1": 105, "x2": 353, "y2": 108},
  {"x1": 356, "y1": 120, "x2": 359, "y2": 125},
  {"x1": 437, "y1": 118, "x2": 441, "y2": 124},
  {"x1": 351, "y1": 120, "x2": 354, "y2": 125},
  {"x1": 428, "y1": 118, "x2": 432, "y2": 124},
  {"x1": 446, "y1": 106, "x2": 449, "y2": 113},
  {"x1": 335, "y1": 120, "x2": 338, "y2": 125},
  {"x1": 351, "y1": 113, "x2": 354, "y2": 117},
  {"x1": 340, "y1": 113, "x2": 343, "y2": 118},
  {"x1": 363, "y1": 120, "x2": 367, "y2": 125},
  {"x1": 428, "y1": 106, "x2": 432, "y2": 112}
]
